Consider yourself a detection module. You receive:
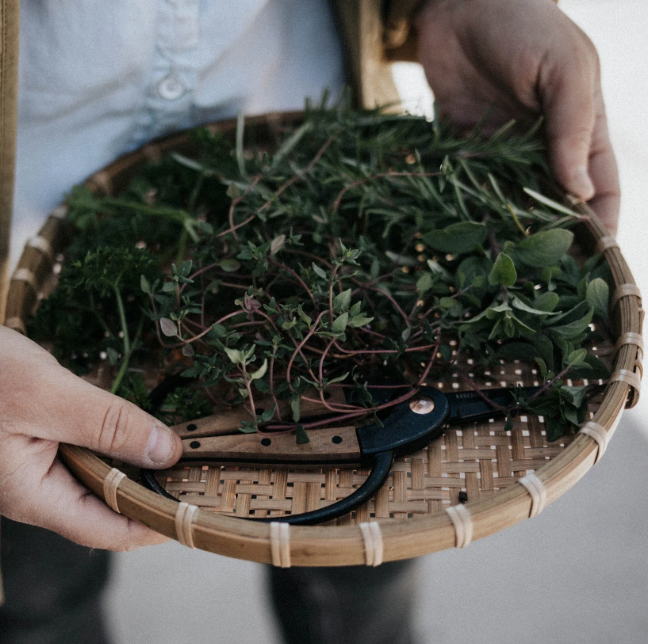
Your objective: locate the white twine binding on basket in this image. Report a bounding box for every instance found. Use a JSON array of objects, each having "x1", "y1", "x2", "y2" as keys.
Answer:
[
  {"x1": 611, "y1": 283, "x2": 642, "y2": 309},
  {"x1": 359, "y1": 522, "x2": 384, "y2": 567},
  {"x1": 175, "y1": 502, "x2": 198, "y2": 548},
  {"x1": 518, "y1": 473, "x2": 546, "y2": 518},
  {"x1": 580, "y1": 421, "x2": 608, "y2": 463},
  {"x1": 49, "y1": 205, "x2": 68, "y2": 220},
  {"x1": 270, "y1": 522, "x2": 291, "y2": 568},
  {"x1": 595, "y1": 235, "x2": 620, "y2": 254},
  {"x1": 445, "y1": 504, "x2": 473, "y2": 548},
  {"x1": 27, "y1": 236, "x2": 54, "y2": 263},
  {"x1": 103, "y1": 468, "x2": 126, "y2": 514},
  {"x1": 614, "y1": 332, "x2": 644, "y2": 359},
  {"x1": 11, "y1": 268, "x2": 38, "y2": 292}
]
